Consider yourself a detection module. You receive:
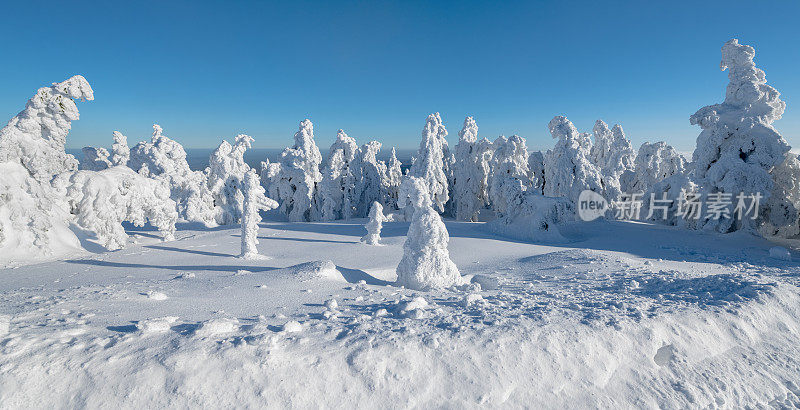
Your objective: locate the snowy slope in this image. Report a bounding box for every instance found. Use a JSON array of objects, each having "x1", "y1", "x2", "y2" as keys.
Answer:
[{"x1": 1, "y1": 218, "x2": 799, "y2": 407}]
